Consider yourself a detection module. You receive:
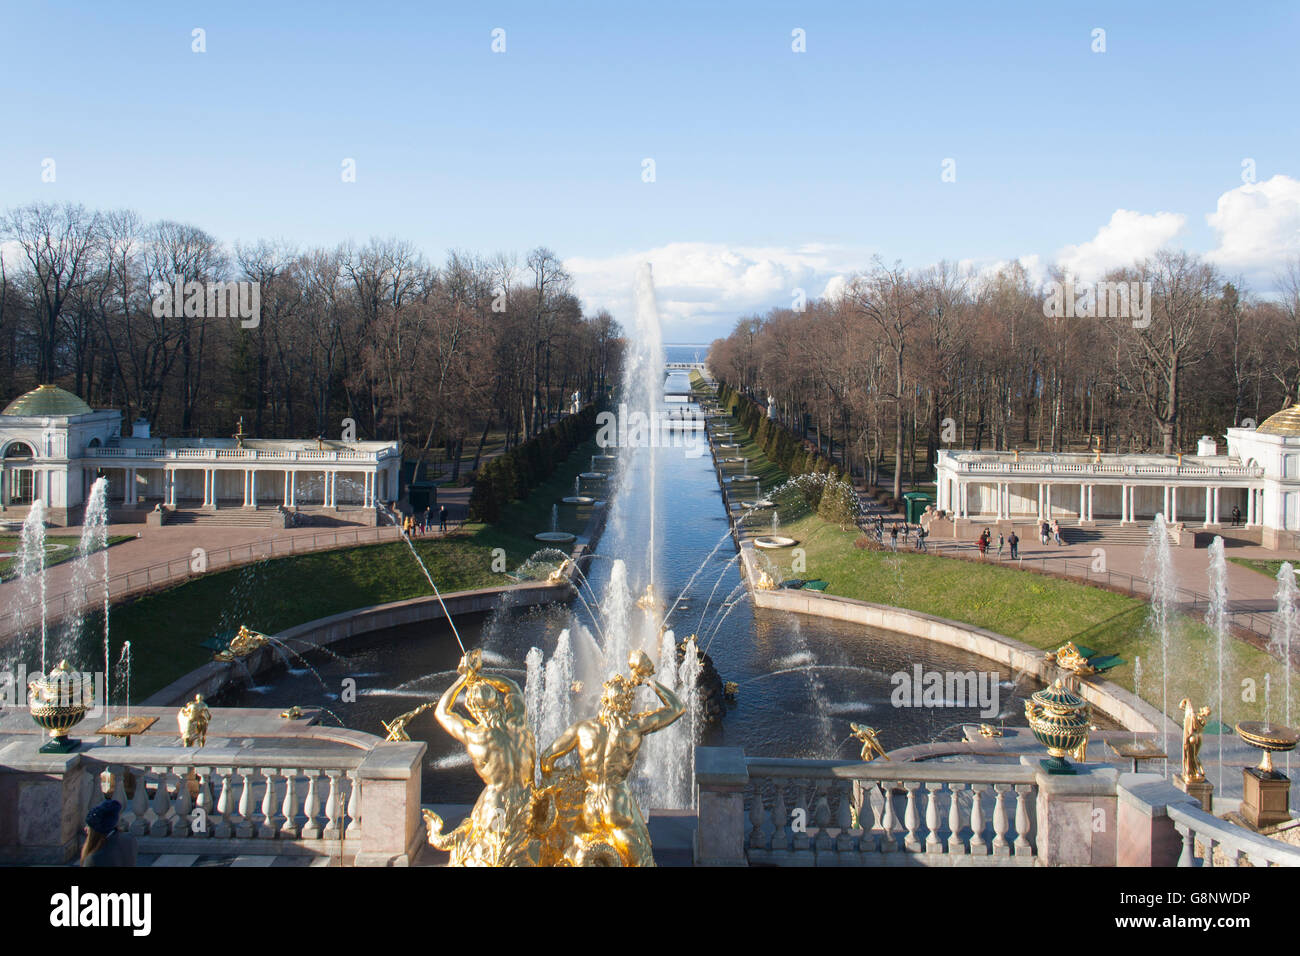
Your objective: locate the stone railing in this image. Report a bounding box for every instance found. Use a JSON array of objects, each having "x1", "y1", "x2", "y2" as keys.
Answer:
[
  {"x1": 1168, "y1": 801, "x2": 1300, "y2": 867},
  {"x1": 948, "y1": 459, "x2": 1263, "y2": 480},
  {"x1": 696, "y1": 748, "x2": 1049, "y2": 866},
  {"x1": 0, "y1": 734, "x2": 426, "y2": 866},
  {"x1": 84, "y1": 446, "x2": 392, "y2": 463}
]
